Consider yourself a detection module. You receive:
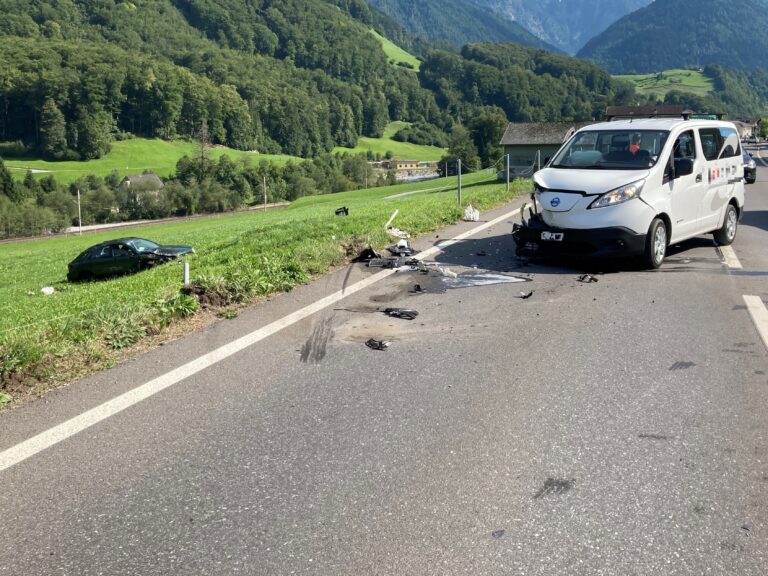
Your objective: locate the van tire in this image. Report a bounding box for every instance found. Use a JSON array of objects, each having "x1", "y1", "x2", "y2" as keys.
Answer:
[
  {"x1": 642, "y1": 218, "x2": 667, "y2": 269},
  {"x1": 713, "y1": 204, "x2": 737, "y2": 246}
]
